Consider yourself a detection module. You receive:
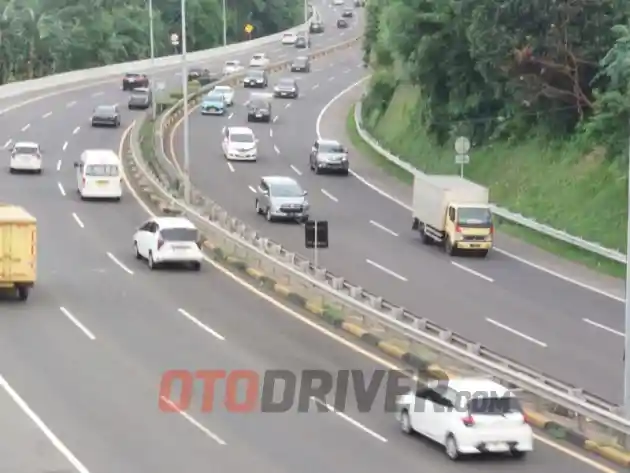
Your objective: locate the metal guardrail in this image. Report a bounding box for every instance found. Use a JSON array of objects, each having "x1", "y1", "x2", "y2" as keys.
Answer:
[
  {"x1": 125, "y1": 35, "x2": 630, "y2": 444},
  {"x1": 353, "y1": 102, "x2": 628, "y2": 264}
]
